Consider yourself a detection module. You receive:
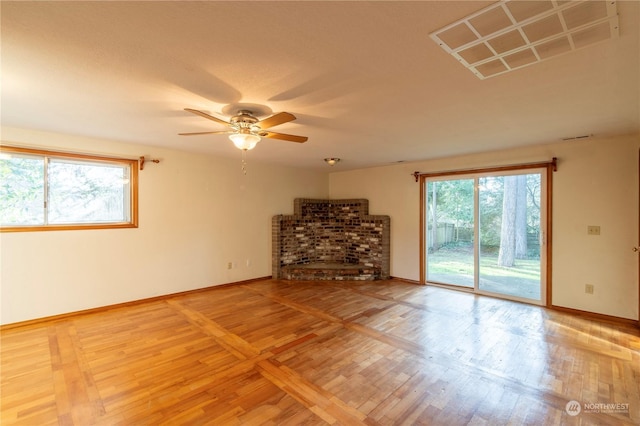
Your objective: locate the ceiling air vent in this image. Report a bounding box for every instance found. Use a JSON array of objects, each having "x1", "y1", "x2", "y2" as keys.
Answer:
[
  {"x1": 430, "y1": 0, "x2": 619, "y2": 79},
  {"x1": 561, "y1": 134, "x2": 593, "y2": 141}
]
